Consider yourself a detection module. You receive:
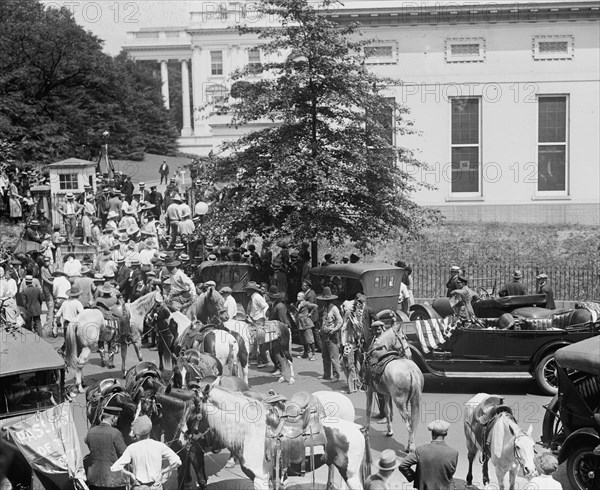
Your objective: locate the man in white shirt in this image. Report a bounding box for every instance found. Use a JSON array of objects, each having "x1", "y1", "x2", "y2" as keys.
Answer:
[
  {"x1": 58, "y1": 193, "x2": 82, "y2": 248},
  {"x1": 166, "y1": 195, "x2": 183, "y2": 249},
  {"x1": 220, "y1": 286, "x2": 238, "y2": 320},
  {"x1": 245, "y1": 281, "x2": 268, "y2": 322},
  {"x1": 63, "y1": 253, "x2": 82, "y2": 278},
  {"x1": 52, "y1": 270, "x2": 71, "y2": 305},
  {"x1": 111, "y1": 415, "x2": 181, "y2": 490}
]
